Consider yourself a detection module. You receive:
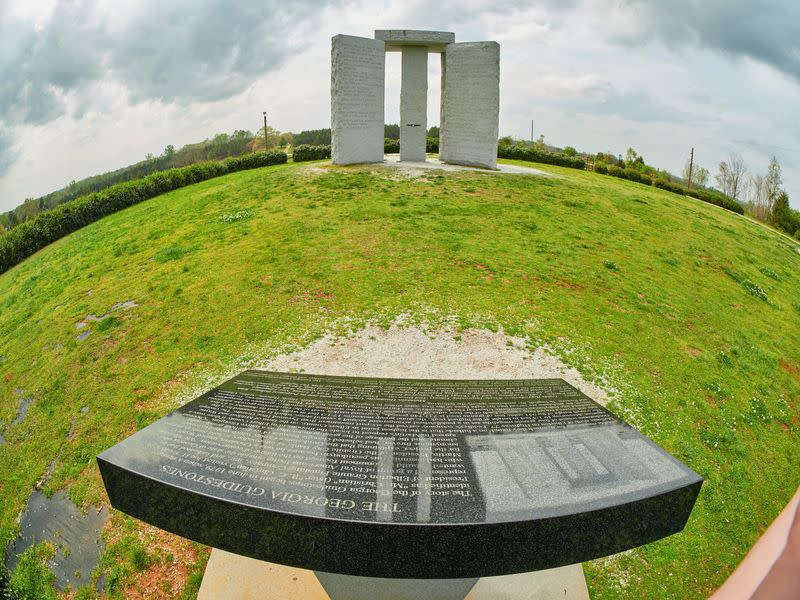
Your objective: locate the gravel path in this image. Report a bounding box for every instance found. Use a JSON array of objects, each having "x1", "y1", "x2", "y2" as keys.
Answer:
[{"x1": 261, "y1": 322, "x2": 608, "y2": 405}]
